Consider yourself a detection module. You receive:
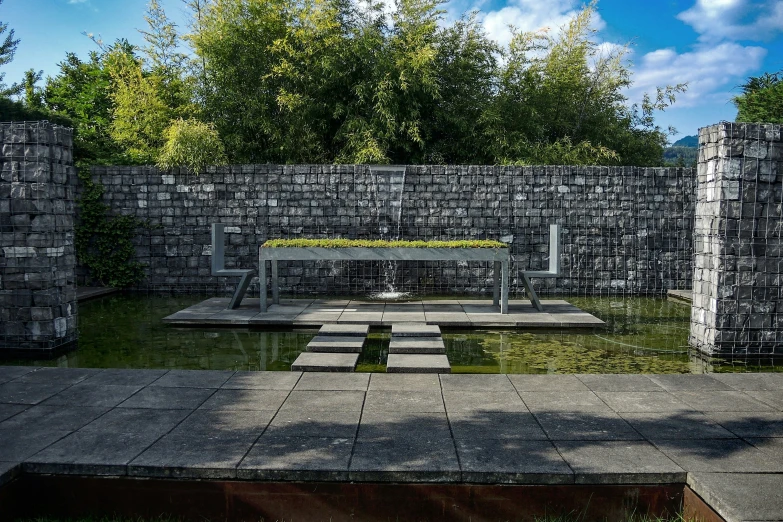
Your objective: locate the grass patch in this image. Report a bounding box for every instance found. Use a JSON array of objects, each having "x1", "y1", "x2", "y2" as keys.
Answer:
[{"x1": 262, "y1": 238, "x2": 508, "y2": 249}]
